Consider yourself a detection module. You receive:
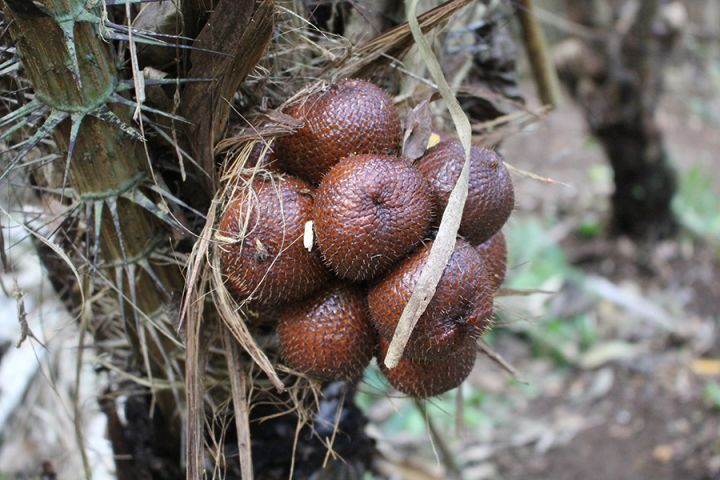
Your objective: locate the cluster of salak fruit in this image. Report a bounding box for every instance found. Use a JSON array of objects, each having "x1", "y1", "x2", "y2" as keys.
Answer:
[{"x1": 218, "y1": 79, "x2": 514, "y2": 398}]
